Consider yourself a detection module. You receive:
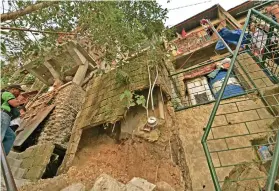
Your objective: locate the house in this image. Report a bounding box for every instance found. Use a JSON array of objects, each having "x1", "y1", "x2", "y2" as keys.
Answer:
[
  {"x1": 167, "y1": 1, "x2": 279, "y2": 190},
  {"x1": 3, "y1": 1, "x2": 278, "y2": 191}
]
